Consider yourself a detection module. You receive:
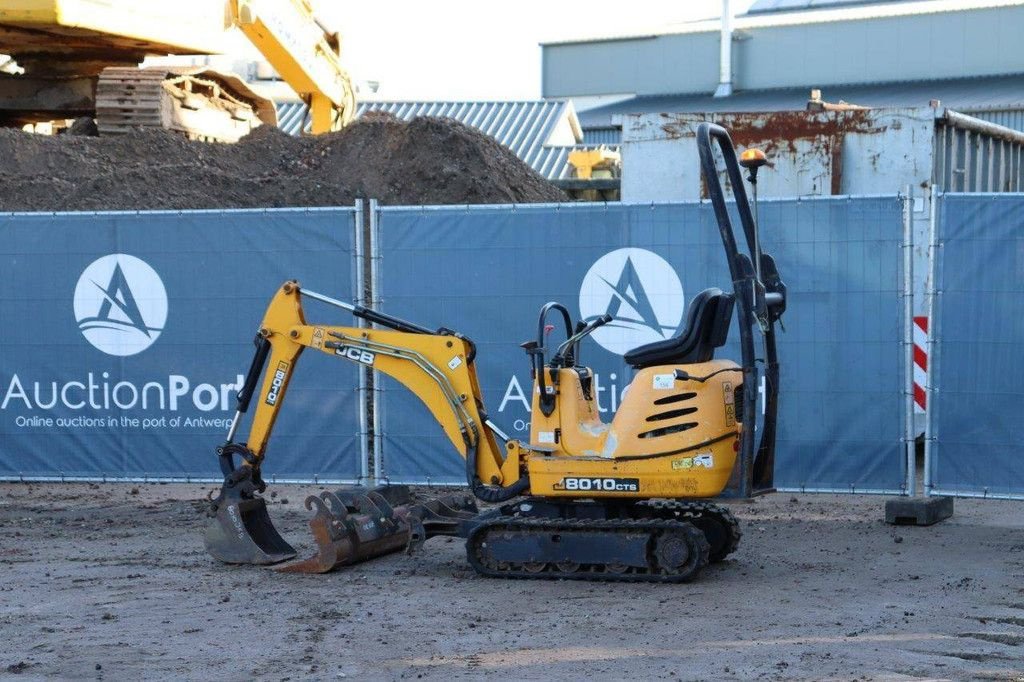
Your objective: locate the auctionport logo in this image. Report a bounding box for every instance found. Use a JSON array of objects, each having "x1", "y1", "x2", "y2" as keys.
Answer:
[
  {"x1": 73, "y1": 254, "x2": 168, "y2": 357},
  {"x1": 578, "y1": 248, "x2": 685, "y2": 356}
]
